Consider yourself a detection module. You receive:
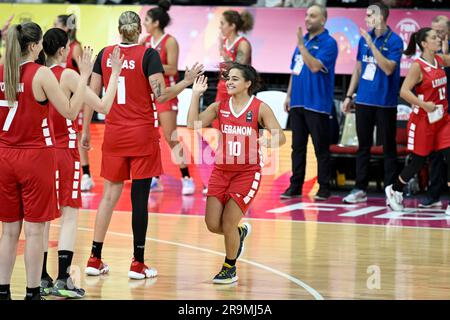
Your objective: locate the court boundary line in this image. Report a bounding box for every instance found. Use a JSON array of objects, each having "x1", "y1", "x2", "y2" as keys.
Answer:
[
  {"x1": 50, "y1": 224, "x2": 324, "y2": 300},
  {"x1": 81, "y1": 209, "x2": 450, "y2": 231}
]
